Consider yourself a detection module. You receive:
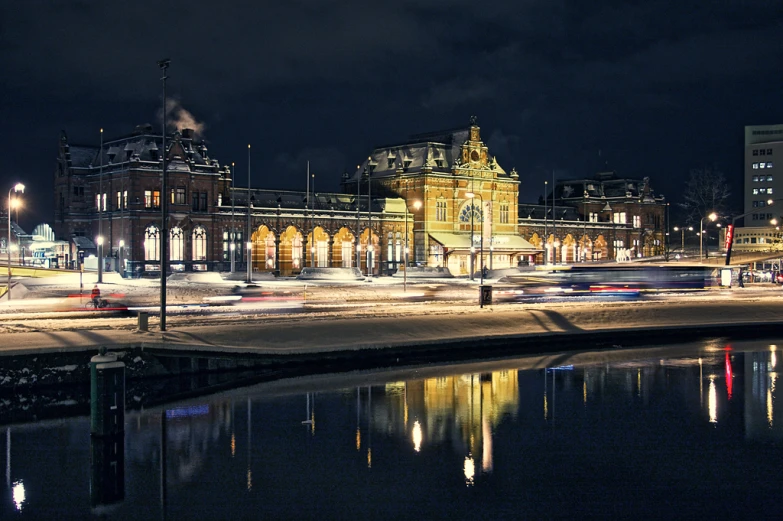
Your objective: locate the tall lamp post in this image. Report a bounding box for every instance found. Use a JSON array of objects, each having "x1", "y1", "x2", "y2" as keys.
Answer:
[
  {"x1": 230, "y1": 162, "x2": 236, "y2": 274},
  {"x1": 404, "y1": 200, "x2": 422, "y2": 292},
  {"x1": 118, "y1": 240, "x2": 125, "y2": 276},
  {"x1": 673, "y1": 226, "x2": 693, "y2": 257},
  {"x1": 98, "y1": 127, "x2": 104, "y2": 284},
  {"x1": 466, "y1": 192, "x2": 484, "y2": 283},
  {"x1": 543, "y1": 180, "x2": 548, "y2": 264},
  {"x1": 157, "y1": 58, "x2": 170, "y2": 331},
  {"x1": 247, "y1": 145, "x2": 252, "y2": 282},
  {"x1": 6, "y1": 183, "x2": 24, "y2": 300},
  {"x1": 699, "y1": 212, "x2": 718, "y2": 261}
]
